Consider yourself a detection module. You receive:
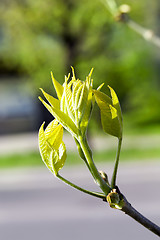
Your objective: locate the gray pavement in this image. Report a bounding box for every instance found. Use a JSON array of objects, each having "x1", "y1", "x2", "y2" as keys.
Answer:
[{"x1": 0, "y1": 161, "x2": 159, "y2": 240}]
